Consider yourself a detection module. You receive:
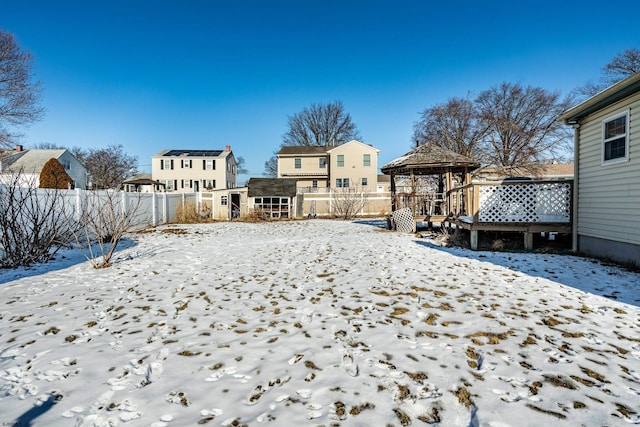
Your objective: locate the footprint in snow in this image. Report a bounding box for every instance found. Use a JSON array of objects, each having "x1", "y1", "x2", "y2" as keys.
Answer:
[
  {"x1": 296, "y1": 389, "x2": 313, "y2": 399},
  {"x1": 342, "y1": 350, "x2": 359, "y2": 377},
  {"x1": 491, "y1": 388, "x2": 541, "y2": 403}
]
